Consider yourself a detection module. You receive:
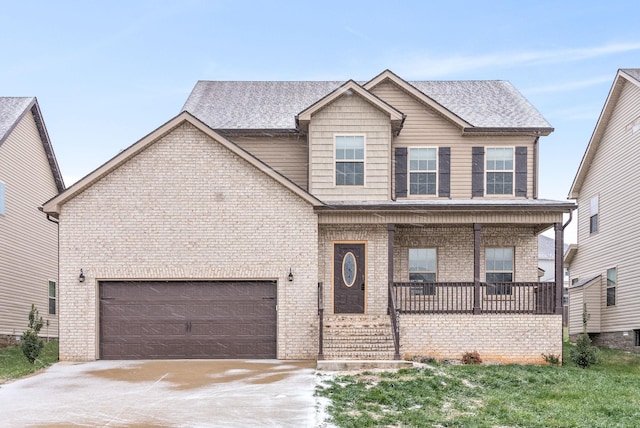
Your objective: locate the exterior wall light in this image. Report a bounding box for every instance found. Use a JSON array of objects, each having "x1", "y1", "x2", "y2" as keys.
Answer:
[
  {"x1": 79, "y1": 269, "x2": 85, "y2": 283},
  {"x1": 288, "y1": 268, "x2": 294, "y2": 282}
]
